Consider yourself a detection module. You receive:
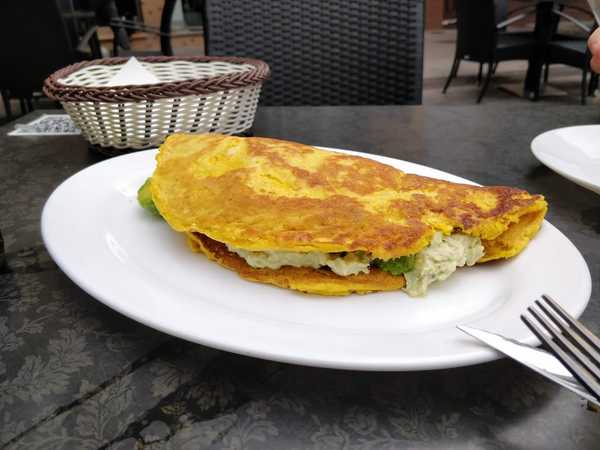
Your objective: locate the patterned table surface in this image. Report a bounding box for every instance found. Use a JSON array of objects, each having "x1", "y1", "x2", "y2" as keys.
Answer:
[{"x1": 1, "y1": 105, "x2": 599, "y2": 450}]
